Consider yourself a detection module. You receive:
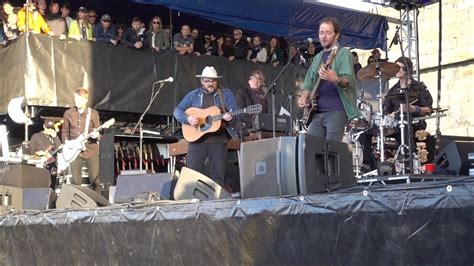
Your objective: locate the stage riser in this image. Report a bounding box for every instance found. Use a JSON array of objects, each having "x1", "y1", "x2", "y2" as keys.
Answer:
[{"x1": 1, "y1": 179, "x2": 474, "y2": 265}]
